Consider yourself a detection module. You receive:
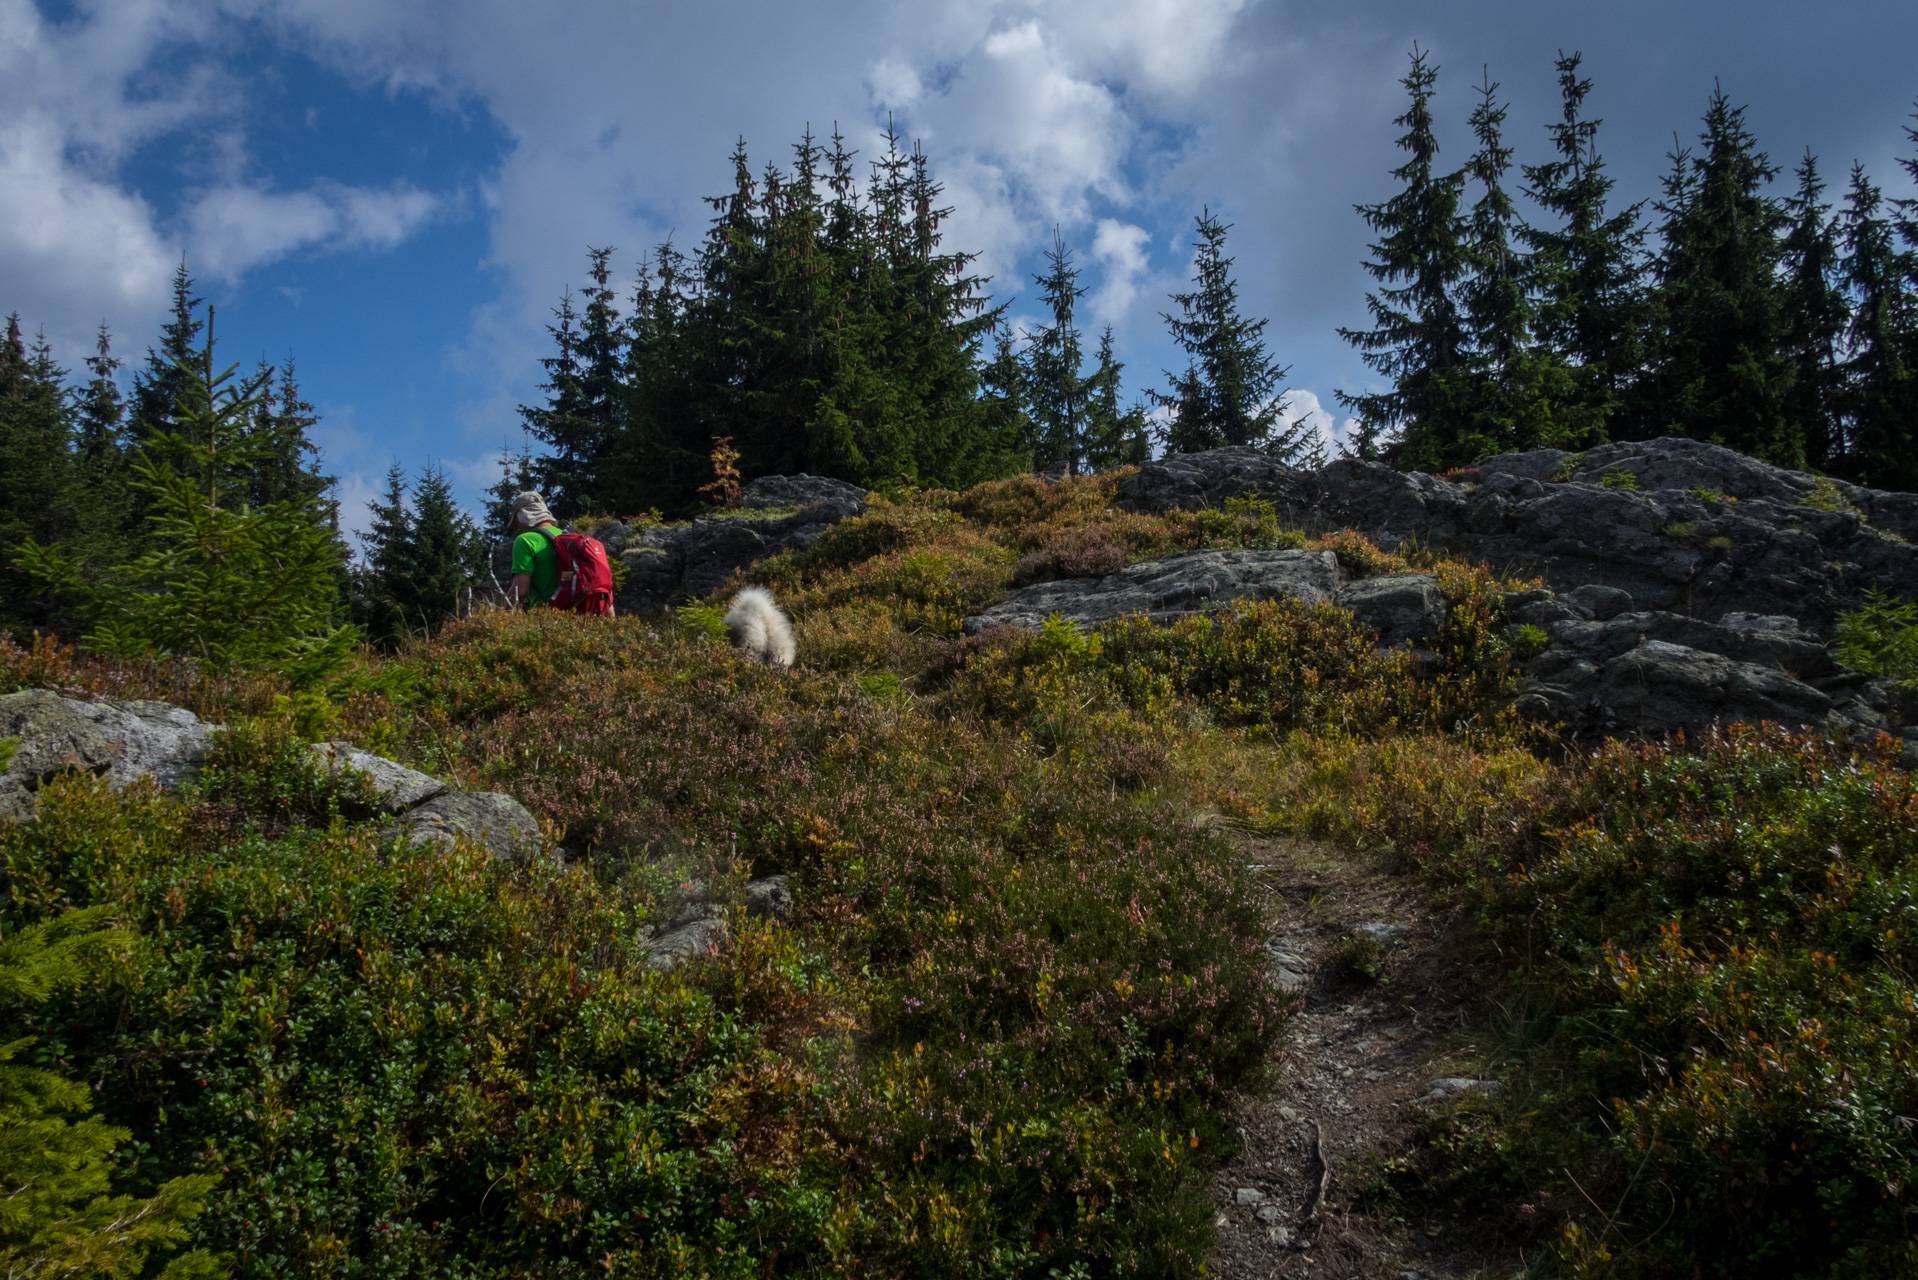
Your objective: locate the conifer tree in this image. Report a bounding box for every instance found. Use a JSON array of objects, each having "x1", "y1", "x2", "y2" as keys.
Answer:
[
  {"x1": 1157, "y1": 209, "x2": 1297, "y2": 457},
  {"x1": 1521, "y1": 52, "x2": 1646, "y2": 429},
  {"x1": 1085, "y1": 327, "x2": 1150, "y2": 470},
  {"x1": 1400, "y1": 72, "x2": 1590, "y2": 469},
  {"x1": 979, "y1": 322, "x2": 1036, "y2": 474},
  {"x1": 17, "y1": 309, "x2": 356, "y2": 682},
  {"x1": 1026, "y1": 233, "x2": 1092, "y2": 474},
  {"x1": 129, "y1": 261, "x2": 202, "y2": 447},
  {"x1": 520, "y1": 287, "x2": 589, "y2": 510},
  {"x1": 613, "y1": 246, "x2": 706, "y2": 514},
  {"x1": 0, "y1": 320, "x2": 86, "y2": 637},
  {"x1": 555, "y1": 127, "x2": 999, "y2": 513},
  {"x1": 483, "y1": 435, "x2": 539, "y2": 537},
  {"x1": 405, "y1": 463, "x2": 485, "y2": 632},
  {"x1": 241, "y1": 355, "x2": 335, "y2": 514},
  {"x1": 1337, "y1": 47, "x2": 1471, "y2": 460},
  {"x1": 352, "y1": 464, "x2": 414, "y2": 647},
  {"x1": 1779, "y1": 153, "x2": 1851, "y2": 468},
  {"x1": 1838, "y1": 165, "x2": 1918, "y2": 488},
  {"x1": 529, "y1": 247, "x2": 628, "y2": 516},
  {"x1": 1644, "y1": 86, "x2": 1798, "y2": 463},
  {"x1": 73, "y1": 324, "x2": 125, "y2": 476},
  {"x1": 0, "y1": 907, "x2": 221, "y2": 1277}
]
